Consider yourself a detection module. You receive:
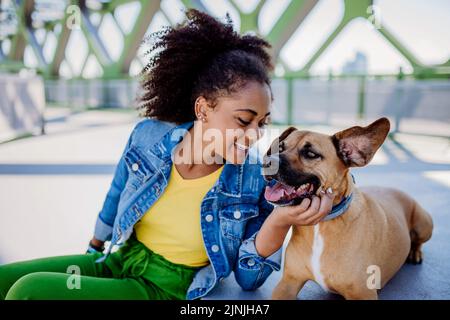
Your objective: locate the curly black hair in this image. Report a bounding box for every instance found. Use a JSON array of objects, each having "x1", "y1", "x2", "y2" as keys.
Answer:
[{"x1": 136, "y1": 9, "x2": 274, "y2": 124}]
